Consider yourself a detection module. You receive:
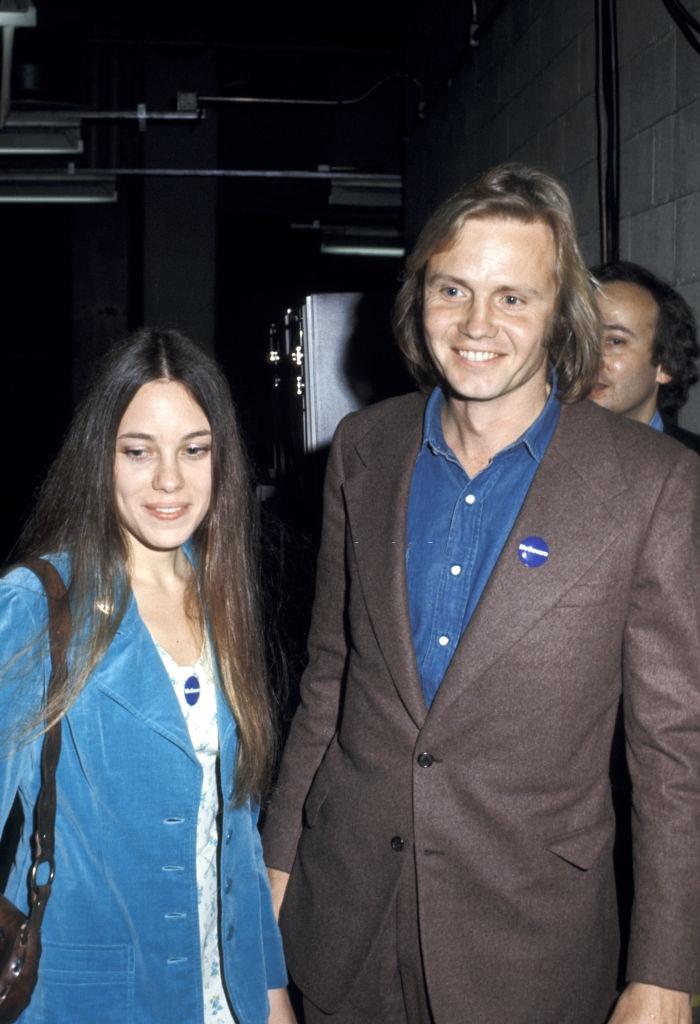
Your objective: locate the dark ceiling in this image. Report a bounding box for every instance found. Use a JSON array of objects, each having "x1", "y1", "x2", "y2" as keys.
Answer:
[{"x1": 3, "y1": 1, "x2": 428, "y2": 229}]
